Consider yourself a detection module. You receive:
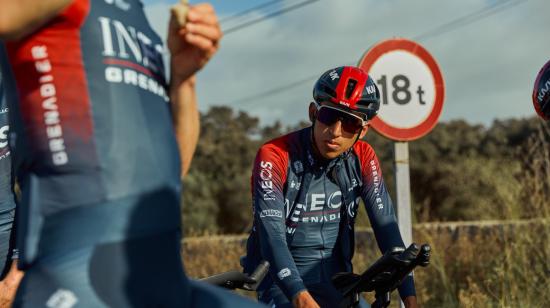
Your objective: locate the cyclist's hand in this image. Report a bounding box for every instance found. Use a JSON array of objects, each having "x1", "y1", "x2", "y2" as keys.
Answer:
[
  {"x1": 0, "y1": 262, "x2": 23, "y2": 307},
  {"x1": 292, "y1": 291, "x2": 320, "y2": 308},
  {"x1": 403, "y1": 295, "x2": 418, "y2": 308},
  {"x1": 168, "y1": 2, "x2": 222, "y2": 82}
]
